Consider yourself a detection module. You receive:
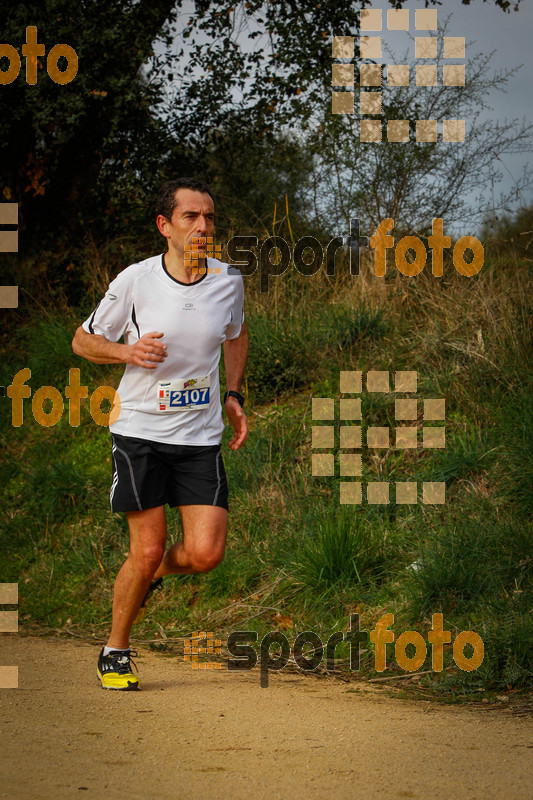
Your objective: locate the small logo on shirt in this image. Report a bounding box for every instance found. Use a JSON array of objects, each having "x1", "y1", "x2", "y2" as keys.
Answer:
[
  {"x1": 183, "y1": 302, "x2": 195, "y2": 311},
  {"x1": 107, "y1": 293, "x2": 117, "y2": 300}
]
